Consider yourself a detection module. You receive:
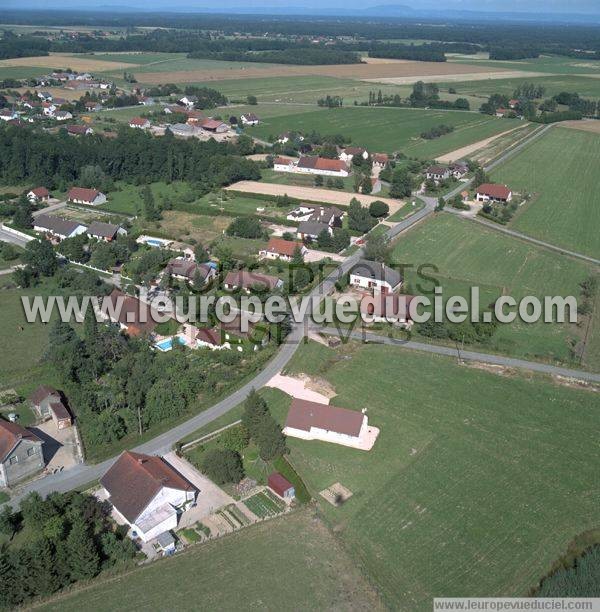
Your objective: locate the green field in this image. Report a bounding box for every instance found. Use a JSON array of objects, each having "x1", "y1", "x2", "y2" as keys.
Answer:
[
  {"x1": 279, "y1": 340, "x2": 600, "y2": 609},
  {"x1": 438, "y1": 74, "x2": 600, "y2": 101},
  {"x1": 491, "y1": 126, "x2": 600, "y2": 259},
  {"x1": 81, "y1": 52, "x2": 184, "y2": 66},
  {"x1": 99, "y1": 181, "x2": 199, "y2": 215},
  {"x1": 250, "y1": 106, "x2": 521, "y2": 157},
  {"x1": 0, "y1": 65, "x2": 53, "y2": 80},
  {"x1": 36, "y1": 510, "x2": 382, "y2": 611},
  {"x1": 390, "y1": 214, "x2": 599, "y2": 369},
  {"x1": 449, "y1": 54, "x2": 600, "y2": 75}
]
